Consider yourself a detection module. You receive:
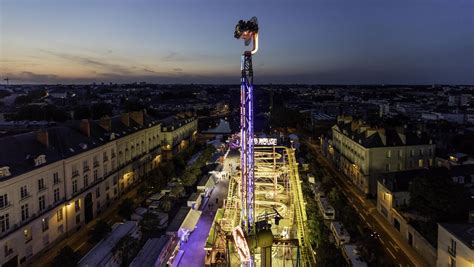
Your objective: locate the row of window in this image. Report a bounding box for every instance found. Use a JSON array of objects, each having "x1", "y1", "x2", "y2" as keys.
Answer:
[
  {"x1": 385, "y1": 159, "x2": 433, "y2": 171},
  {"x1": 386, "y1": 148, "x2": 433, "y2": 158}
]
